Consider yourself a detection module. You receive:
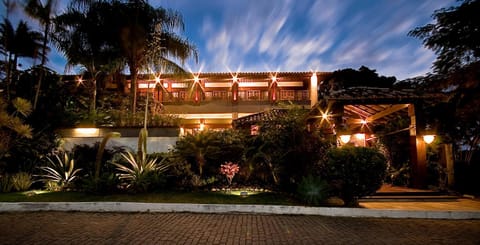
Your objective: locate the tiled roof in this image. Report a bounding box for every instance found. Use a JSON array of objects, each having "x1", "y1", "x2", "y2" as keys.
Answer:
[
  {"x1": 321, "y1": 87, "x2": 447, "y2": 104},
  {"x1": 313, "y1": 87, "x2": 449, "y2": 131},
  {"x1": 136, "y1": 71, "x2": 332, "y2": 81},
  {"x1": 232, "y1": 109, "x2": 288, "y2": 128}
]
